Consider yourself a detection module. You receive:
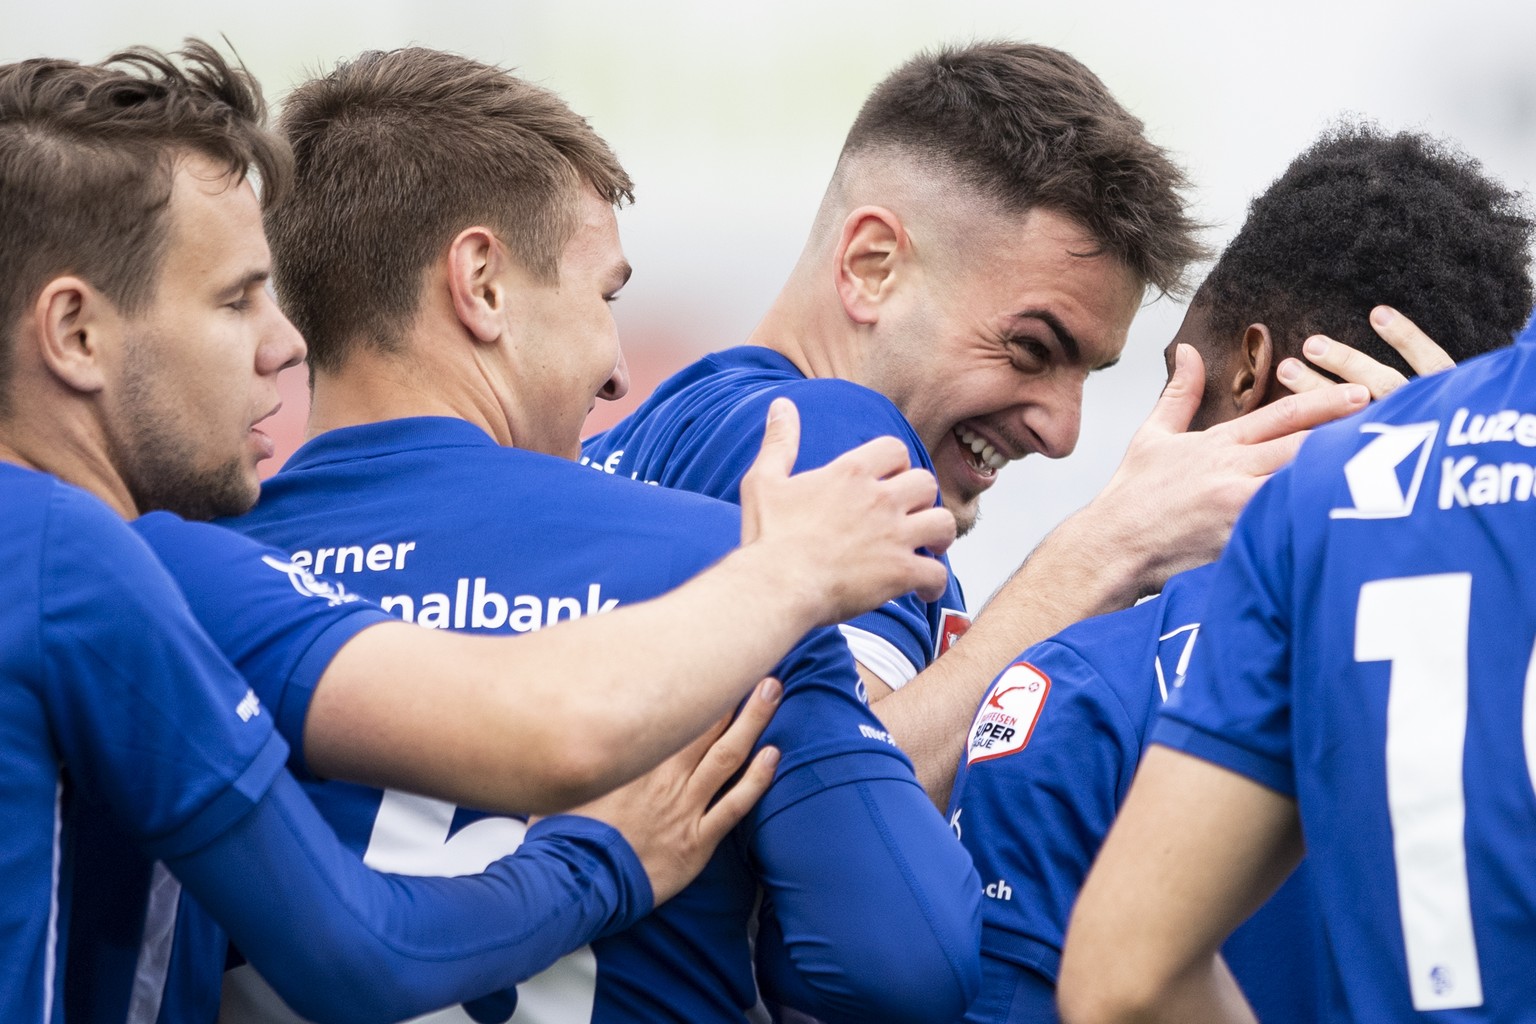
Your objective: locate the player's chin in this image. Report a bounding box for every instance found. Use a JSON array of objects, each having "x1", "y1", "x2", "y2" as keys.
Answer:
[
  {"x1": 208, "y1": 454, "x2": 264, "y2": 518},
  {"x1": 936, "y1": 480, "x2": 981, "y2": 539},
  {"x1": 951, "y1": 496, "x2": 980, "y2": 538}
]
